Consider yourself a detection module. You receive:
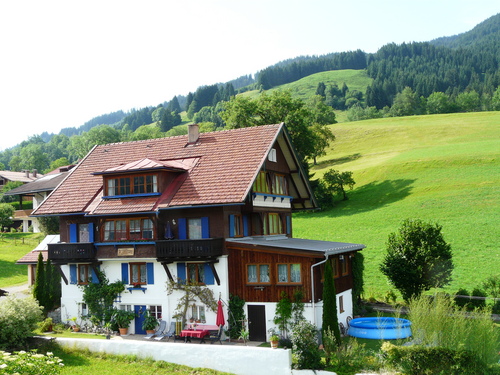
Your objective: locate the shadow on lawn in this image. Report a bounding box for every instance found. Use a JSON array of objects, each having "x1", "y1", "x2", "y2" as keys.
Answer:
[
  {"x1": 315, "y1": 153, "x2": 362, "y2": 168},
  {"x1": 314, "y1": 178, "x2": 416, "y2": 218},
  {"x1": 0, "y1": 259, "x2": 26, "y2": 280}
]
